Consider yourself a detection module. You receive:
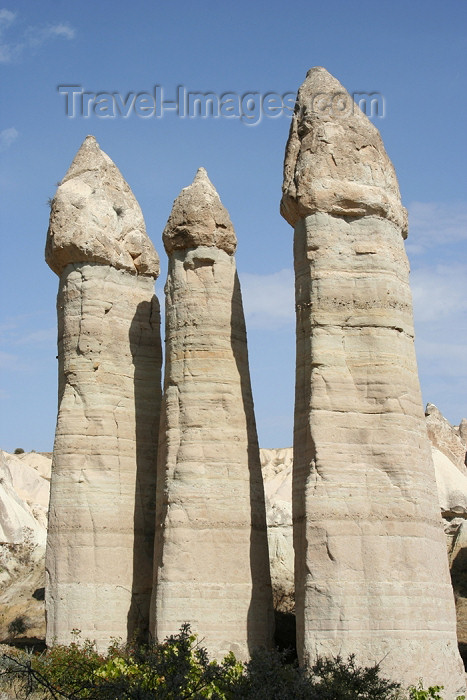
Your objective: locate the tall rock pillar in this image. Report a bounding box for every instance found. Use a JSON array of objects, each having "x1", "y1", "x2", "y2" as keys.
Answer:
[
  {"x1": 281, "y1": 68, "x2": 465, "y2": 693},
  {"x1": 45, "y1": 135, "x2": 162, "y2": 650},
  {"x1": 150, "y1": 168, "x2": 273, "y2": 660}
]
